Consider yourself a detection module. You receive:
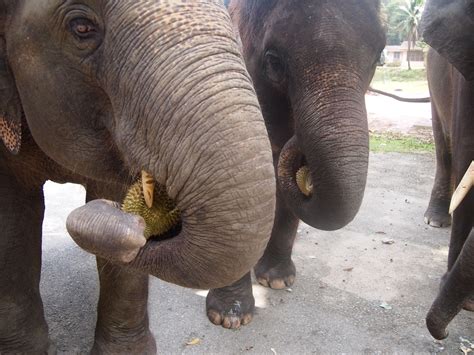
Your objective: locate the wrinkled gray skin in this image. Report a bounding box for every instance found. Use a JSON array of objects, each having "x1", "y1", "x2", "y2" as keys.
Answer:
[
  {"x1": 205, "y1": 0, "x2": 386, "y2": 329},
  {"x1": 421, "y1": 0, "x2": 474, "y2": 81},
  {"x1": 421, "y1": 0, "x2": 474, "y2": 341},
  {"x1": 0, "y1": 0, "x2": 276, "y2": 353}
]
